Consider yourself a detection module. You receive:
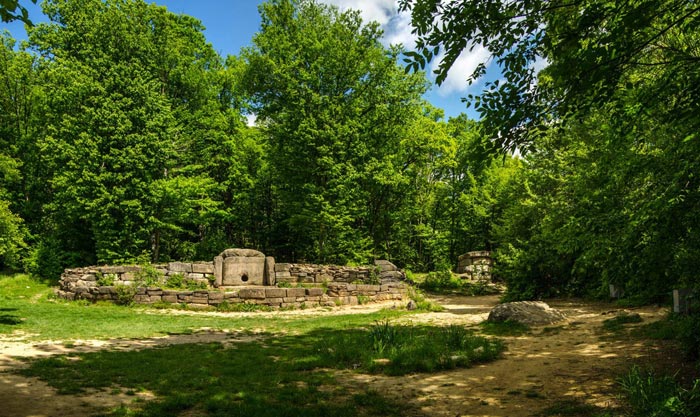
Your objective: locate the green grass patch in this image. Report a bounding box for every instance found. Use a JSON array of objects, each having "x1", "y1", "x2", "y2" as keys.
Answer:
[
  {"x1": 316, "y1": 320, "x2": 504, "y2": 375},
  {"x1": 18, "y1": 323, "x2": 502, "y2": 416},
  {"x1": 635, "y1": 313, "x2": 700, "y2": 360},
  {"x1": 478, "y1": 320, "x2": 530, "y2": 336},
  {"x1": 602, "y1": 312, "x2": 643, "y2": 332},
  {"x1": 415, "y1": 270, "x2": 499, "y2": 296},
  {"x1": 19, "y1": 336, "x2": 418, "y2": 417},
  {"x1": 0, "y1": 273, "x2": 411, "y2": 341},
  {"x1": 619, "y1": 366, "x2": 700, "y2": 417}
]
